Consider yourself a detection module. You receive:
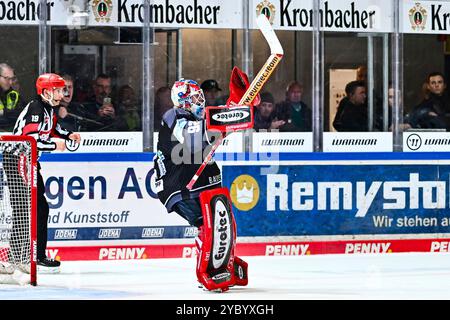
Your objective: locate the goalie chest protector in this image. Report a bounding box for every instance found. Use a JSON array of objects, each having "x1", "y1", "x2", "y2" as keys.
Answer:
[{"x1": 154, "y1": 108, "x2": 222, "y2": 211}]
